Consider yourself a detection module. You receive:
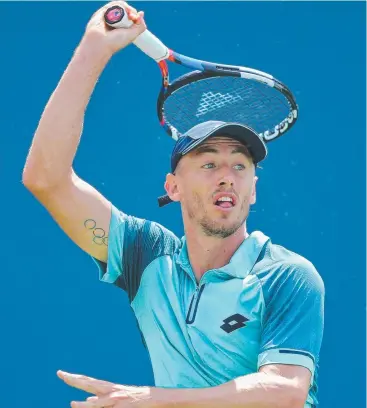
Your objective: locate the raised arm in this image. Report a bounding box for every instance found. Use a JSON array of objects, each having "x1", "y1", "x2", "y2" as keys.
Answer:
[{"x1": 22, "y1": 2, "x2": 146, "y2": 262}]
